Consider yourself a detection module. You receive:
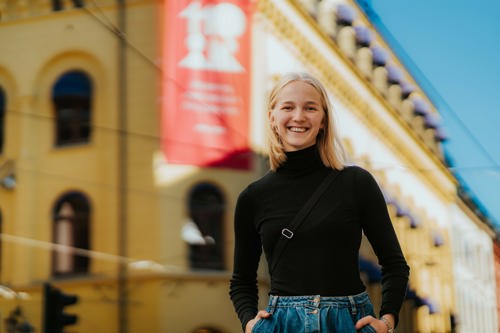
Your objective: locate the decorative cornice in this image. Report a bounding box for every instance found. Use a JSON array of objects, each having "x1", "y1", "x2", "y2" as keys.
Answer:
[
  {"x1": 456, "y1": 198, "x2": 497, "y2": 238},
  {"x1": 258, "y1": 0, "x2": 456, "y2": 201}
]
